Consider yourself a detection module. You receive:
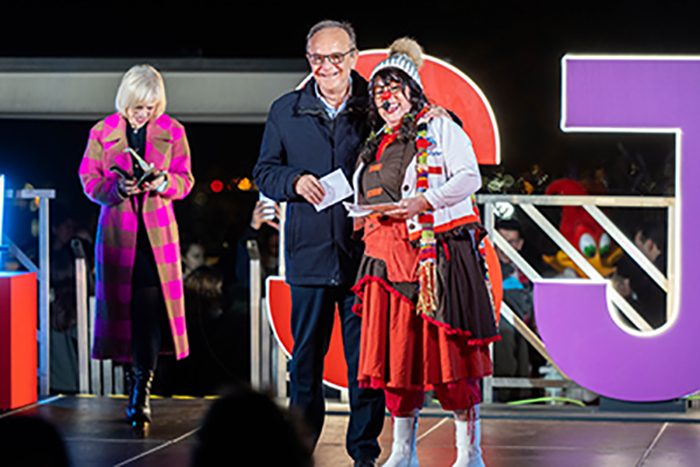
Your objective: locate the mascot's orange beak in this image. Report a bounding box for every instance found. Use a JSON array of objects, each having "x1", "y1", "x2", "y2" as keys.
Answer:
[
  {"x1": 602, "y1": 246, "x2": 624, "y2": 271},
  {"x1": 587, "y1": 253, "x2": 617, "y2": 278},
  {"x1": 543, "y1": 246, "x2": 622, "y2": 278}
]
